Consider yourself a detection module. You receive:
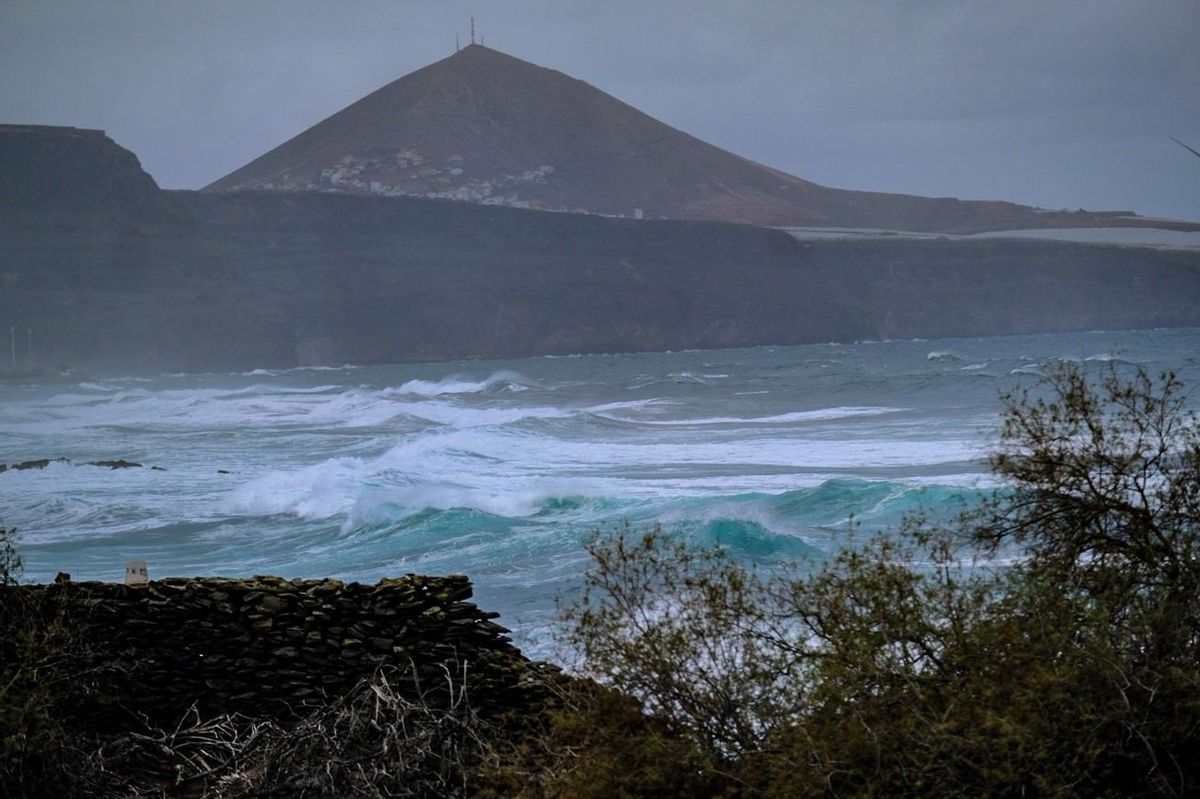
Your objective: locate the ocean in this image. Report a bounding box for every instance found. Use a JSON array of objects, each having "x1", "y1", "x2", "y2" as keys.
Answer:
[{"x1": 3, "y1": 327, "x2": 1199, "y2": 657}]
